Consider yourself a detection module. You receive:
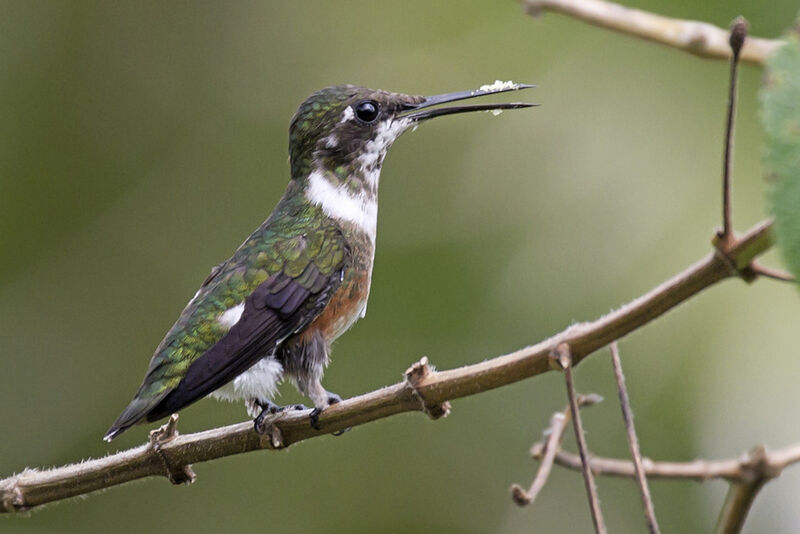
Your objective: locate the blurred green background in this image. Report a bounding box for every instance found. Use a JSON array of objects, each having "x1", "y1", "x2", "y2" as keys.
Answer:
[{"x1": 2, "y1": 1, "x2": 799, "y2": 532}]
